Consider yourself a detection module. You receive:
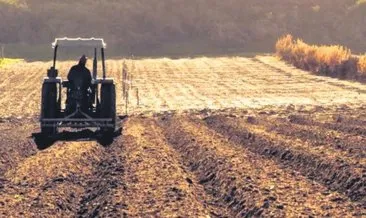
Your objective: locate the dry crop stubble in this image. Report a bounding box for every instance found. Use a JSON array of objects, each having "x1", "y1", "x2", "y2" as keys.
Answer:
[{"x1": 0, "y1": 57, "x2": 365, "y2": 116}]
